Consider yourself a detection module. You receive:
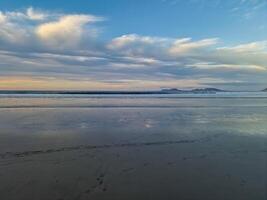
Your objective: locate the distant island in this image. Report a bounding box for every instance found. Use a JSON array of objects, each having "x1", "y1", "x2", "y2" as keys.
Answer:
[
  {"x1": 161, "y1": 88, "x2": 225, "y2": 94},
  {"x1": 263, "y1": 88, "x2": 267, "y2": 92}
]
